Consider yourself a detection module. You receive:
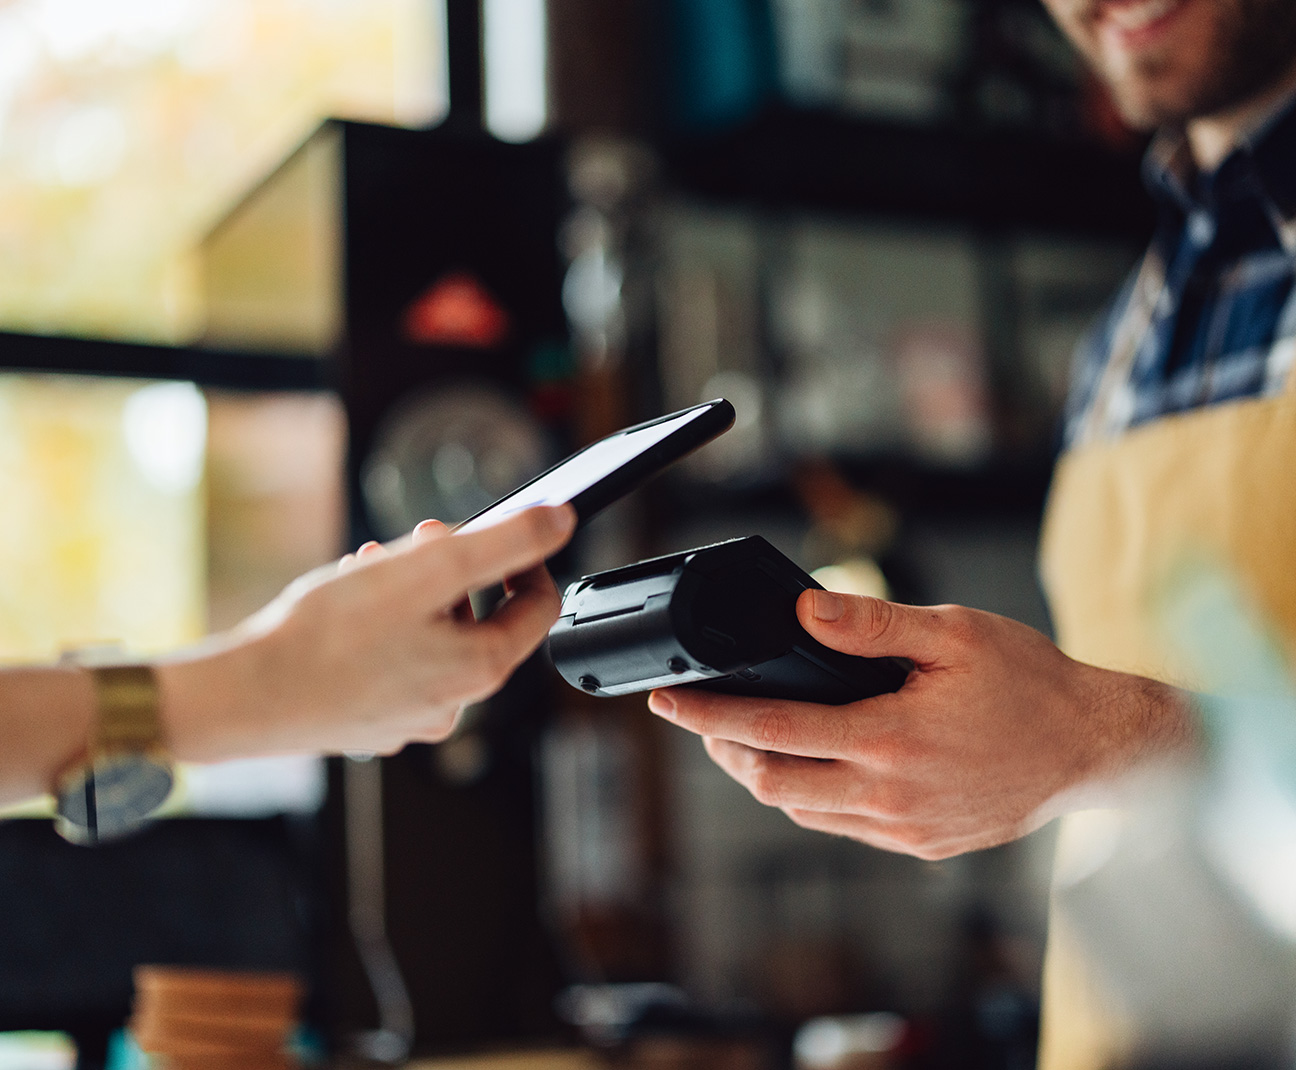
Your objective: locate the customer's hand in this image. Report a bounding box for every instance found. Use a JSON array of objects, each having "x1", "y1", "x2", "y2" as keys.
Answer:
[
  {"x1": 649, "y1": 590, "x2": 1199, "y2": 859},
  {"x1": 157, "y1": 505, "x2": 575, "y2": 761}
]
